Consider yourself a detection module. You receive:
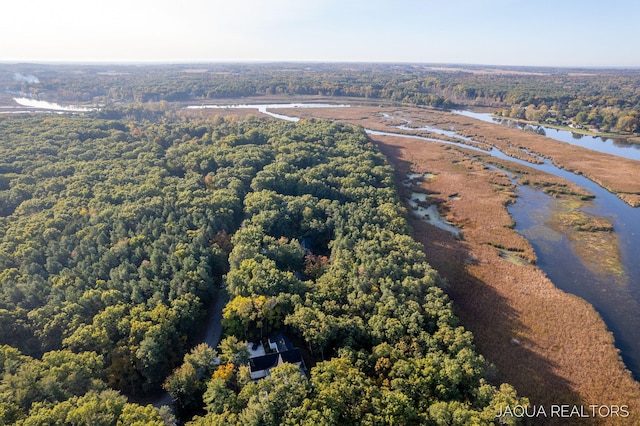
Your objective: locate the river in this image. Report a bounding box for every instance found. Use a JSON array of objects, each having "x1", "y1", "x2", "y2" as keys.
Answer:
[
  {"x1": 453, "y1": 110, "x2": 640, "y2": 162},
  {"x1": 186, "y1": 103, "x2": 349, "y2": 122},
  {"x1": 204, "y1": 103, "x2": 640, "y2": 380},
  {"x1": 451, "y1": 109, "x2": 640, "y2": 378}
]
